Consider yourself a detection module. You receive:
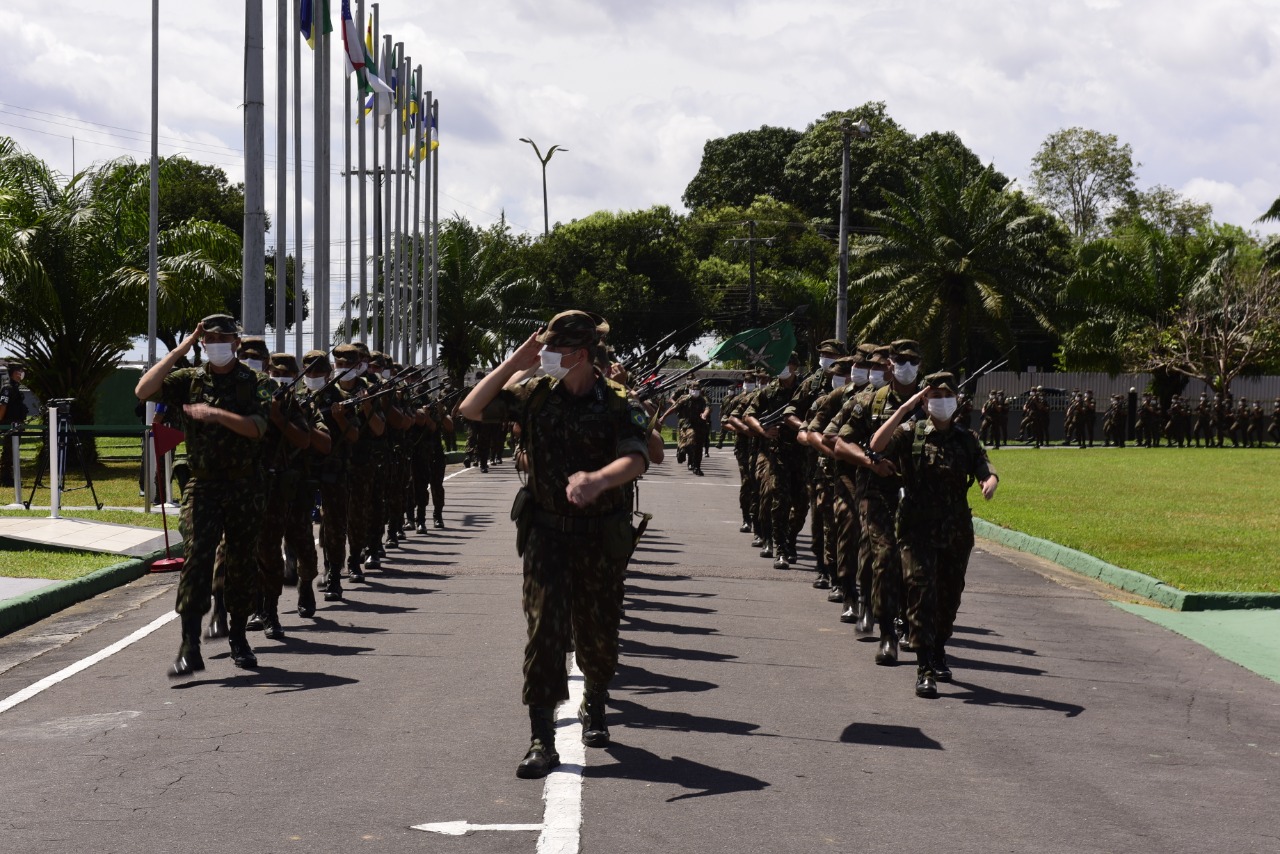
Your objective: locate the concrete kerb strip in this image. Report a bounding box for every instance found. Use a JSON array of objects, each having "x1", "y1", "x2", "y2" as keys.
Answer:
[
  {"x1": 0, "y1": 549, "x2": 166, "y2": 638},
  {"x1": 972, "y1": 518, "x2": 1280, "y2": 612}
]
